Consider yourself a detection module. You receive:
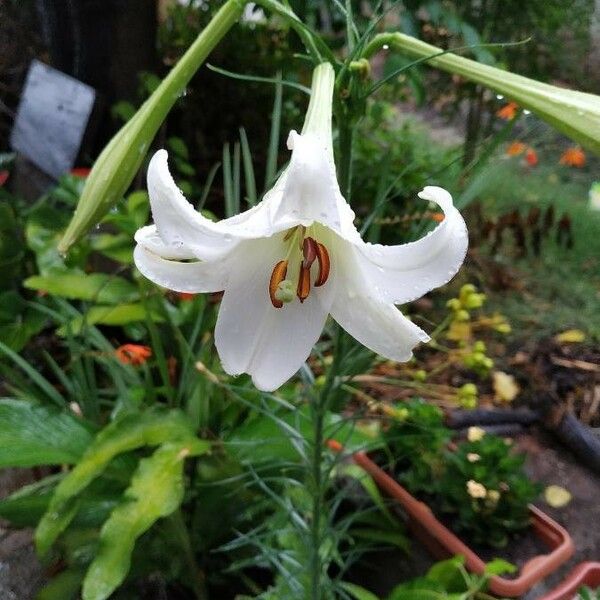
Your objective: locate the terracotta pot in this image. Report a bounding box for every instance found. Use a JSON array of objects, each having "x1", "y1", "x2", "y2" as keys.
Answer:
[
  {"x1": 539, "y1": 562, "x2": 600, "y2": 600},
  {"x1": 329, "y1": 441, "x2": 574, "y2": 598}
]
